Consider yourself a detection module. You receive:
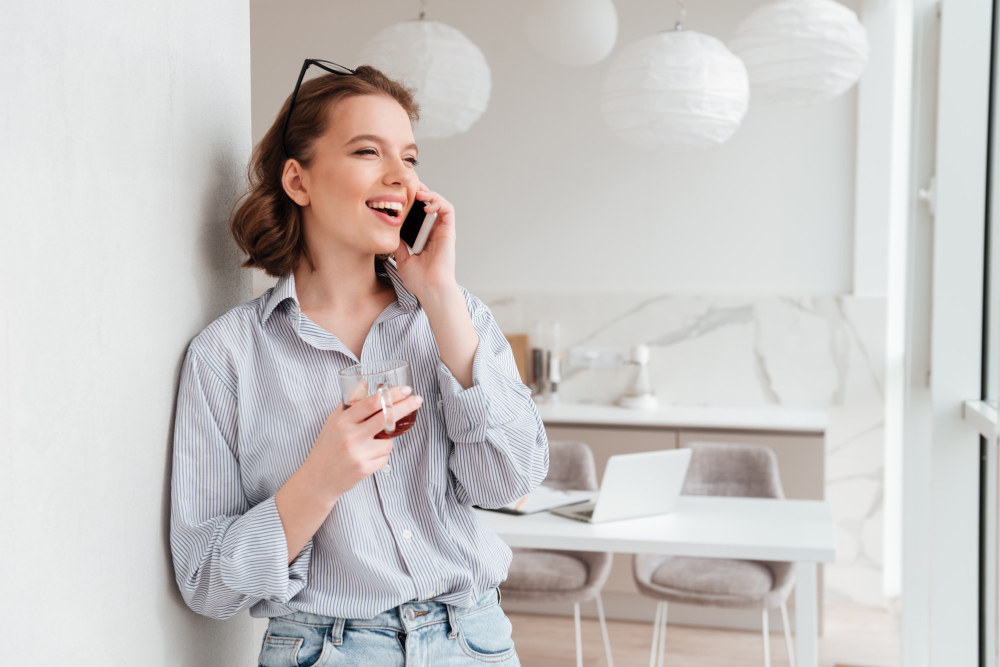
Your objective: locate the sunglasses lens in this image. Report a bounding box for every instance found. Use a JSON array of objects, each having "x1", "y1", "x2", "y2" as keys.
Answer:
[{"x1": 318, "y1": 60, "x2": 354, "y2": 75}]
